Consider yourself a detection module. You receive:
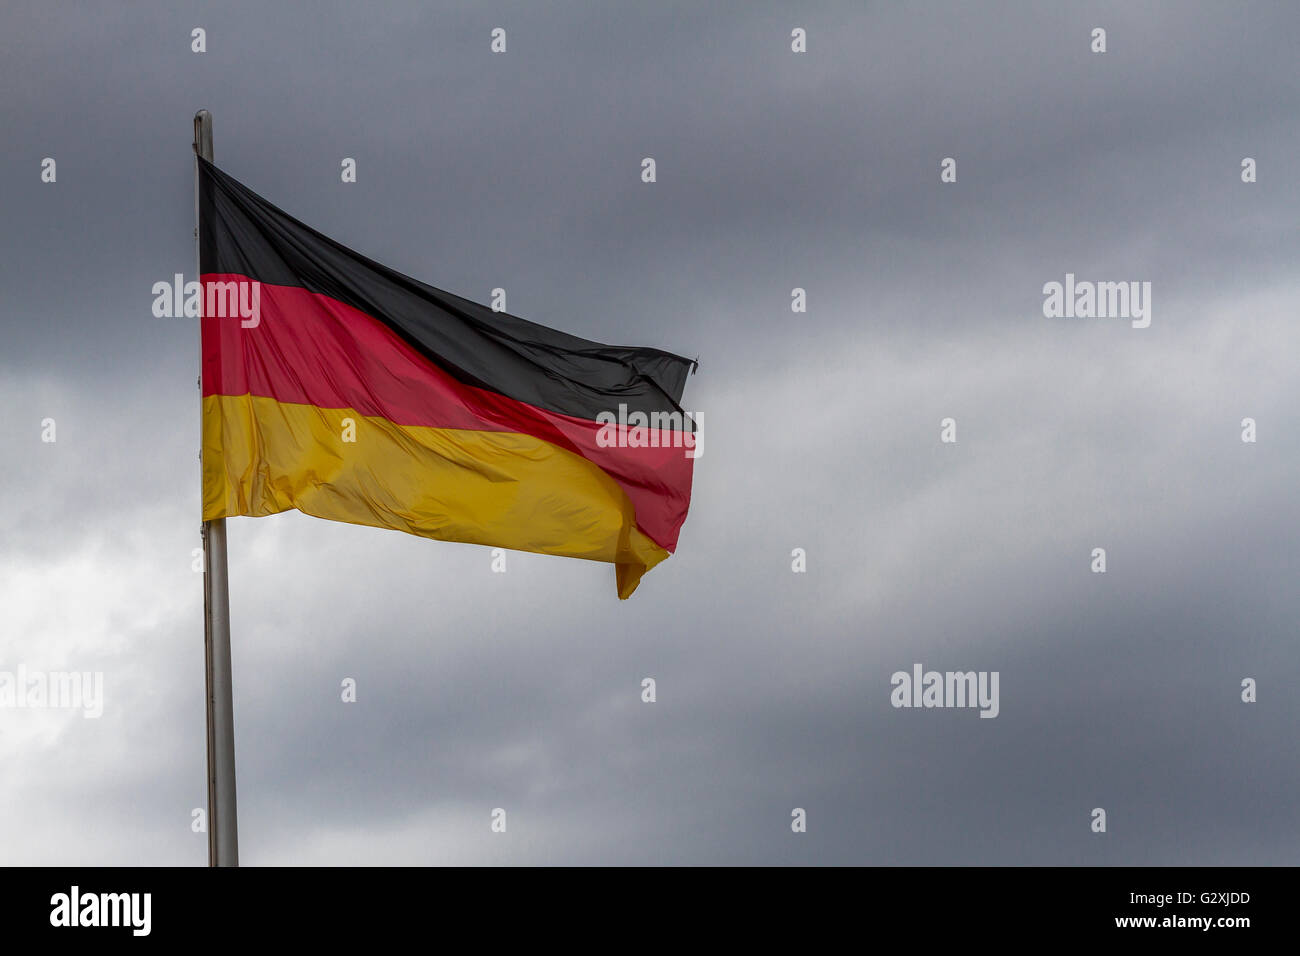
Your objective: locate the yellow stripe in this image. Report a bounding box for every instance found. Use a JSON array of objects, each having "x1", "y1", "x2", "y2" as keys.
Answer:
[{"x1": 202, "y1": 393, "x2": 668, "y2": 598}]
